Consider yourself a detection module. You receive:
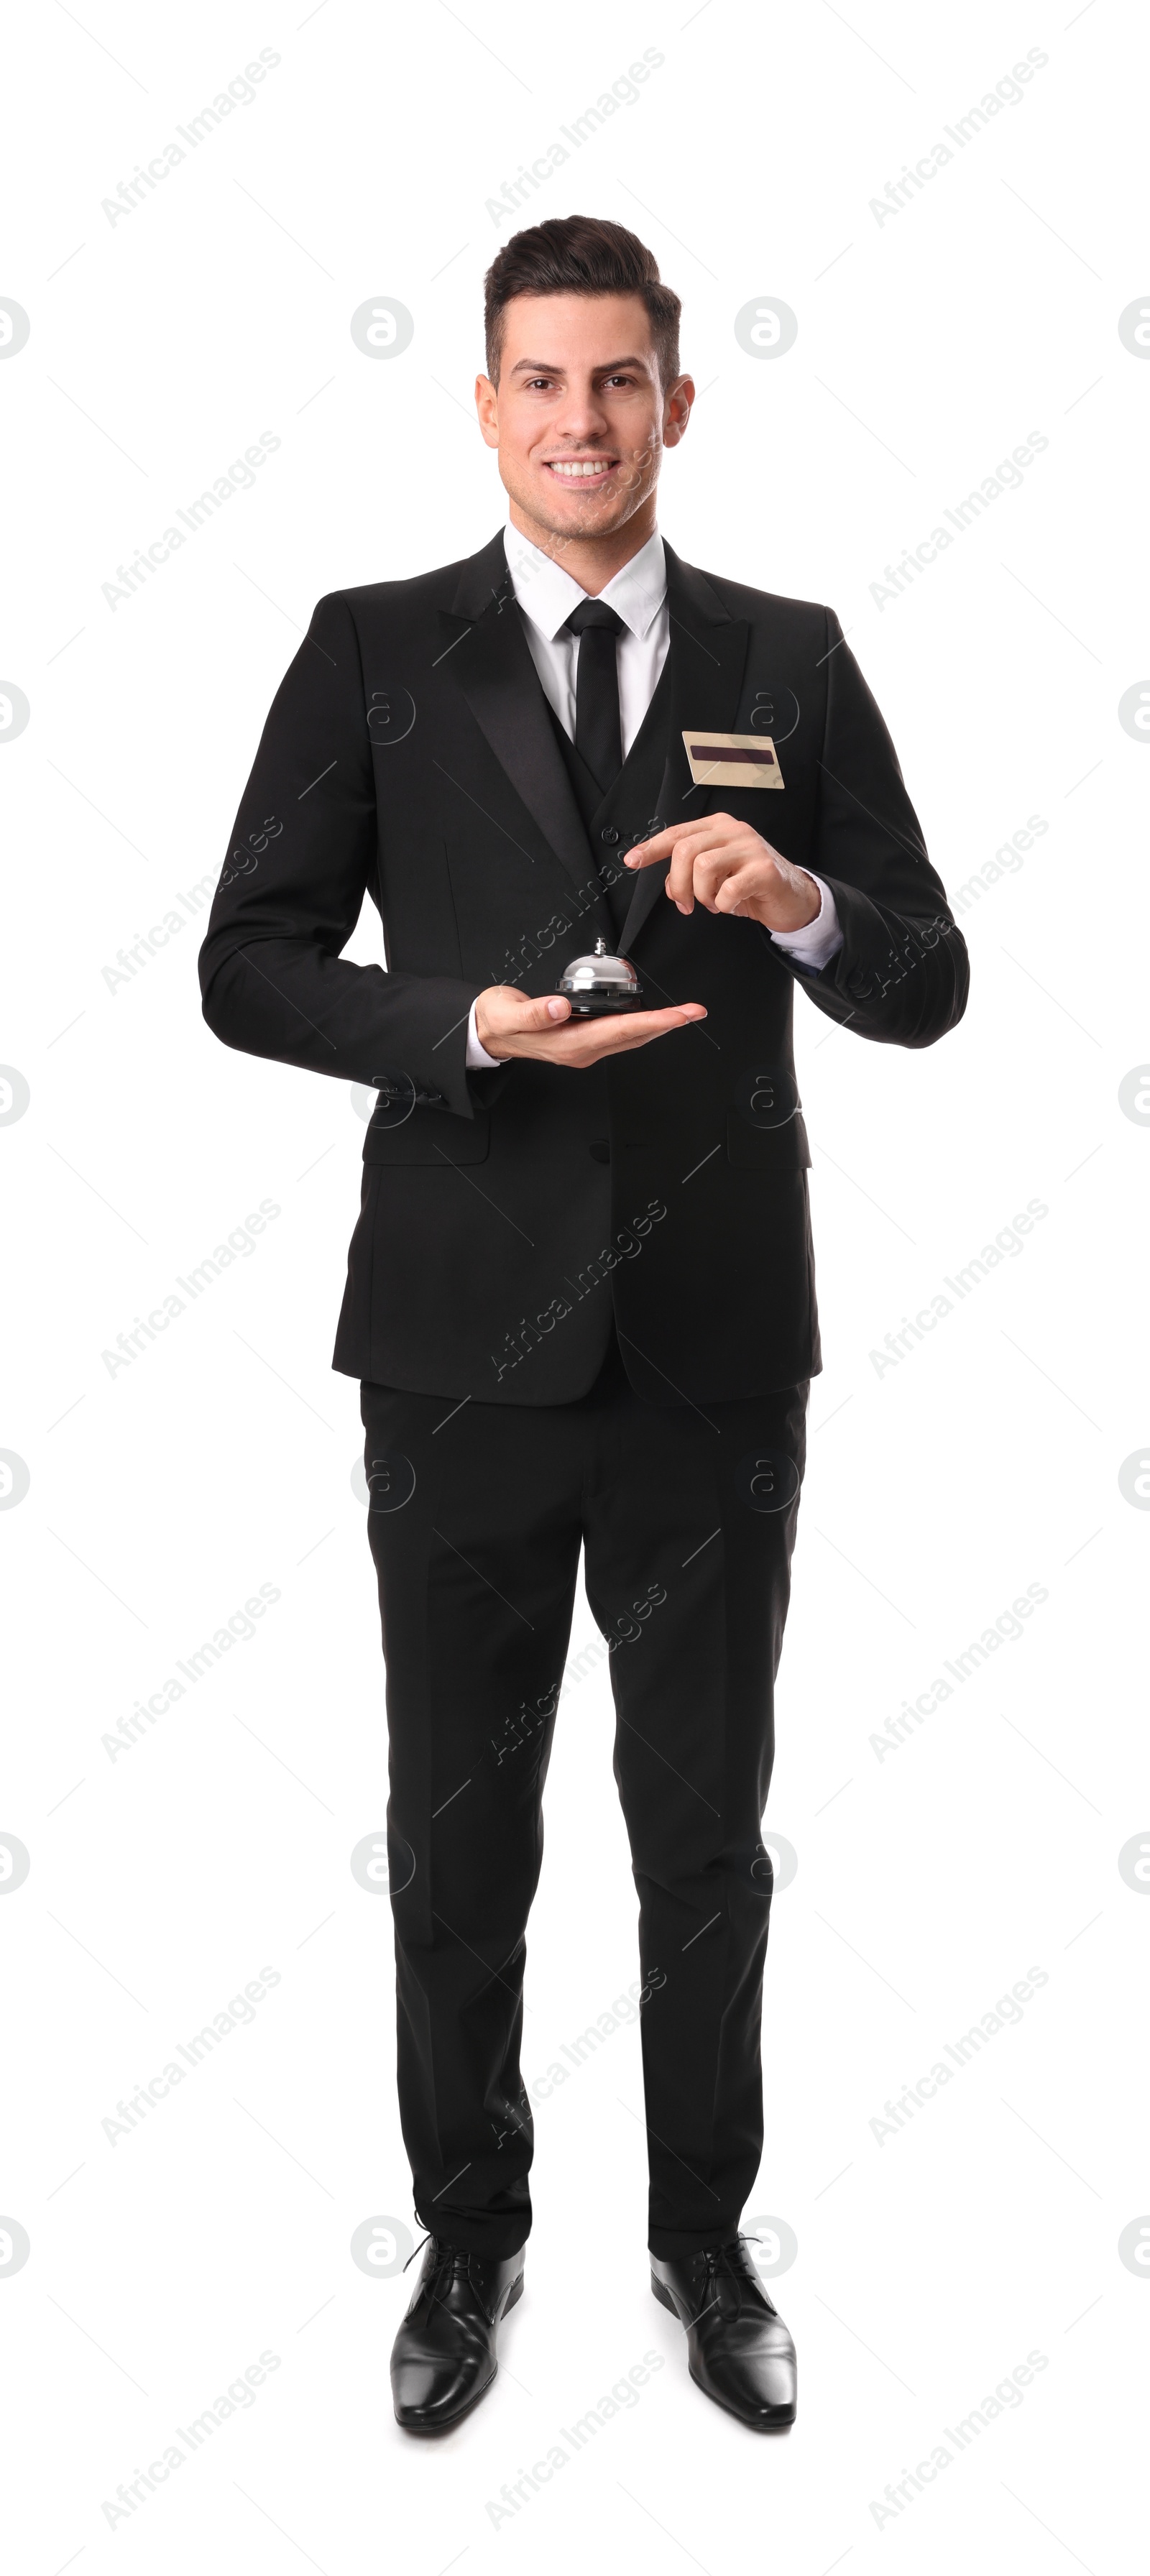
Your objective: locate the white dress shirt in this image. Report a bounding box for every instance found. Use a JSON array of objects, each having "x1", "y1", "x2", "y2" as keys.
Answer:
[
  {"x1": 507, "y1": 518, "x2": 671, "y2": 760},
  {"x1": 465, "y1": 523, "x2": 842, "y2": 1068}
]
